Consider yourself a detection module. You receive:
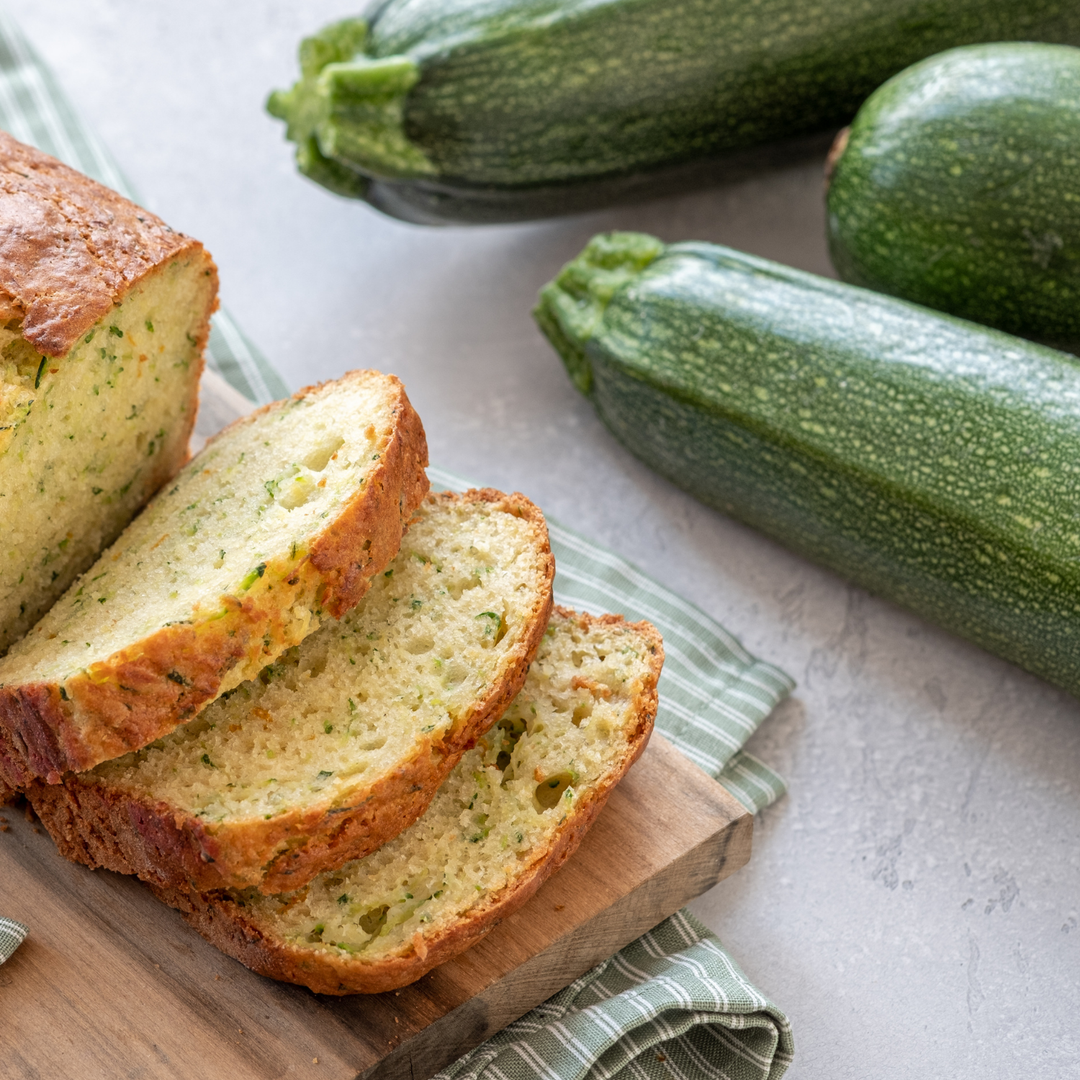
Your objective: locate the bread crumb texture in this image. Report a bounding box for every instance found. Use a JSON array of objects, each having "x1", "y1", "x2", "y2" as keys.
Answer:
[
  {"x1": 88, "y1": 490, "x2": 553, "y2": 885},
  {"x1": 216, "y1": 607, "x2": 662, "y2": 992},
  {"x1": 4, "y1": 373, "x2": 389, "y2": 679}
]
